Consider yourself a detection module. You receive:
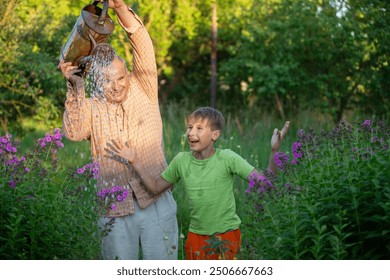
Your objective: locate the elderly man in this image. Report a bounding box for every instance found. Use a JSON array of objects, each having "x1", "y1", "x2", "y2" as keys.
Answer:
[{"x1": 58, "y1": 0, "x2": 178, "y2": 260}]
